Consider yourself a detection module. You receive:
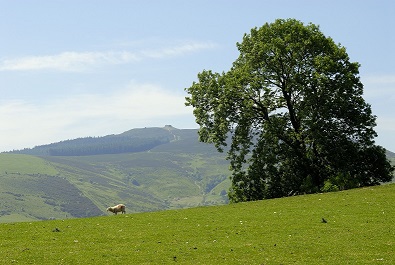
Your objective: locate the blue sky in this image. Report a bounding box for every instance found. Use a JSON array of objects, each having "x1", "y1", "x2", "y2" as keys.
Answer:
[{"x1": 0, "y1": 0, "x2": 394, "y2": 152}]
